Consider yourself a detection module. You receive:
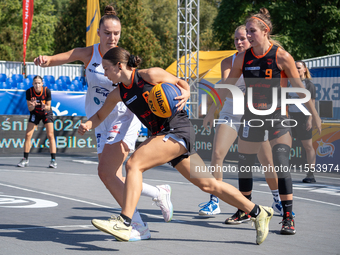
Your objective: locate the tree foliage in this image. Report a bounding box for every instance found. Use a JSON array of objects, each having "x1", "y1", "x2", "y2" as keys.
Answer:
[
  {"x1": 53, "y1": 0, "x2": 87, "y2": 55},
  {"x1": 213, "y1": 0, "x2": 340, "y2": 60},
  {"x1": 142, "y1": 0, "x2": 177, "y2": 68},
  {"x1": 1, "y1": 0, "x2": 339, "y2": 66},
  {"x1": 0, "y1": 0, "x2": 57, "y2": 61},
  {"x1": 199, "y1": 0, "x2": 221, "y2": 50},
  {"x1": 114, "y1": 0, "x2": 164, "y2": 69}
]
